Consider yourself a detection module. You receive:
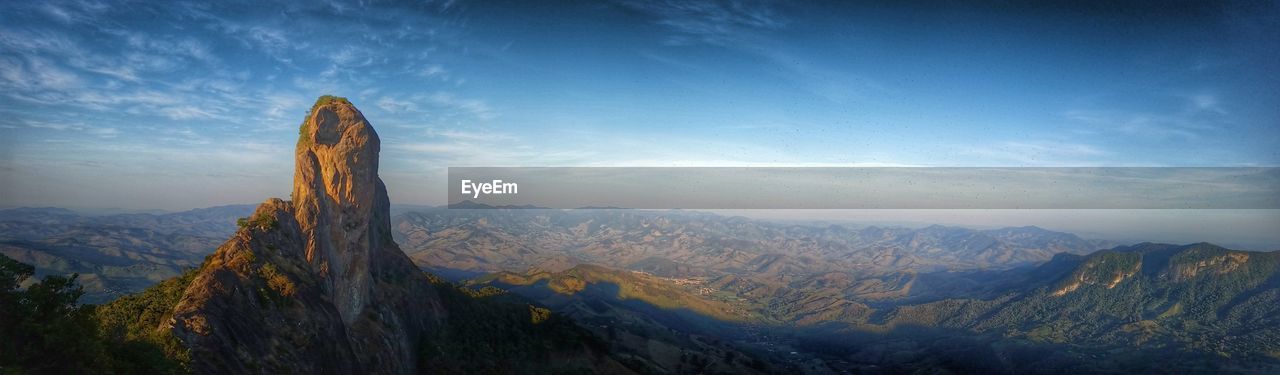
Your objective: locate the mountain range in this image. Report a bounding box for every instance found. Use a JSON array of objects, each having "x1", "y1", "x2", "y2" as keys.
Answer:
[
  {"x1": 2, "y1": 96, "x2": 1276, "y2": 374},
  {"x1": 464, "y1": 242, "x2": 1280, "y2": 373},
  {"x1": 0, "y1": 205, "x2": 251, "y2": 303},
  {"x1": 392, "y1": 208, "x2": 1119, "y2": 277}
]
